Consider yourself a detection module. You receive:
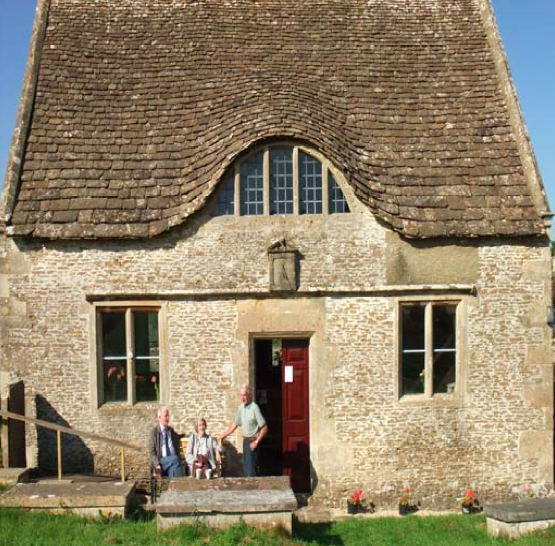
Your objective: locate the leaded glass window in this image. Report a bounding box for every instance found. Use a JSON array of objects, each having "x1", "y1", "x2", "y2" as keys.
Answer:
[
  {"x1": 299, "y1": 151, "x2": 323, "y2": 214},
  {"x1": 240, "y1": 152, "x2": 264, "y2": 216},
  {"x1": 270, "y1": 148, "x2": 294, "y2": 215},
  {"x1": 329, "y1": 173, "x2": 350, "y2": 214},
  {"x1": 213, "y1": 144, "x2": 351, "y2": 217},
  {"x1": 214, "y1": 176, "x2": 235, "y2": 216}
]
